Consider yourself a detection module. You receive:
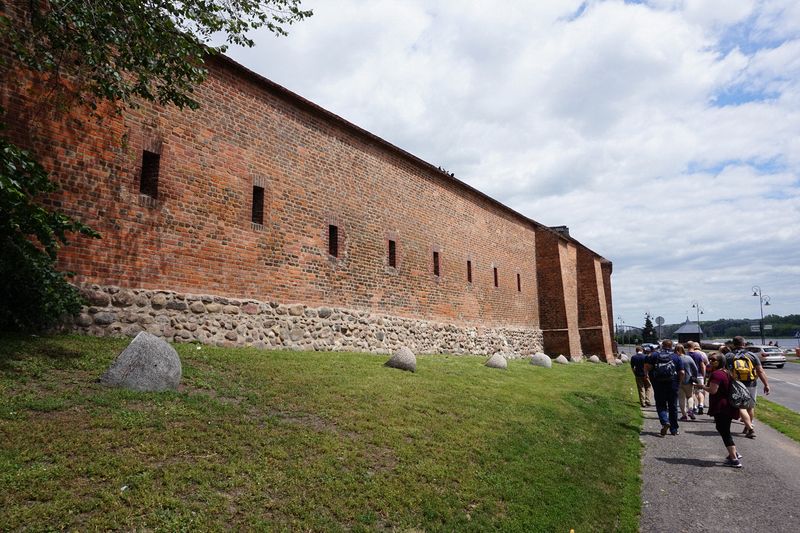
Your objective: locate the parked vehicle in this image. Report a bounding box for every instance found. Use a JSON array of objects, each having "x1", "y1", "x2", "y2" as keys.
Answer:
[{"x1": 746, "y1": 345, "x2": 787, "y2": 368}]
